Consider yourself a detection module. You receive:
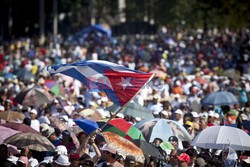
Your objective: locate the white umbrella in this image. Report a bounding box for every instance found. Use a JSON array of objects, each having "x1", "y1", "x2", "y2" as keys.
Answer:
[{"x1": 192, "y1": 126, "x2": 250, "y2": 150}]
